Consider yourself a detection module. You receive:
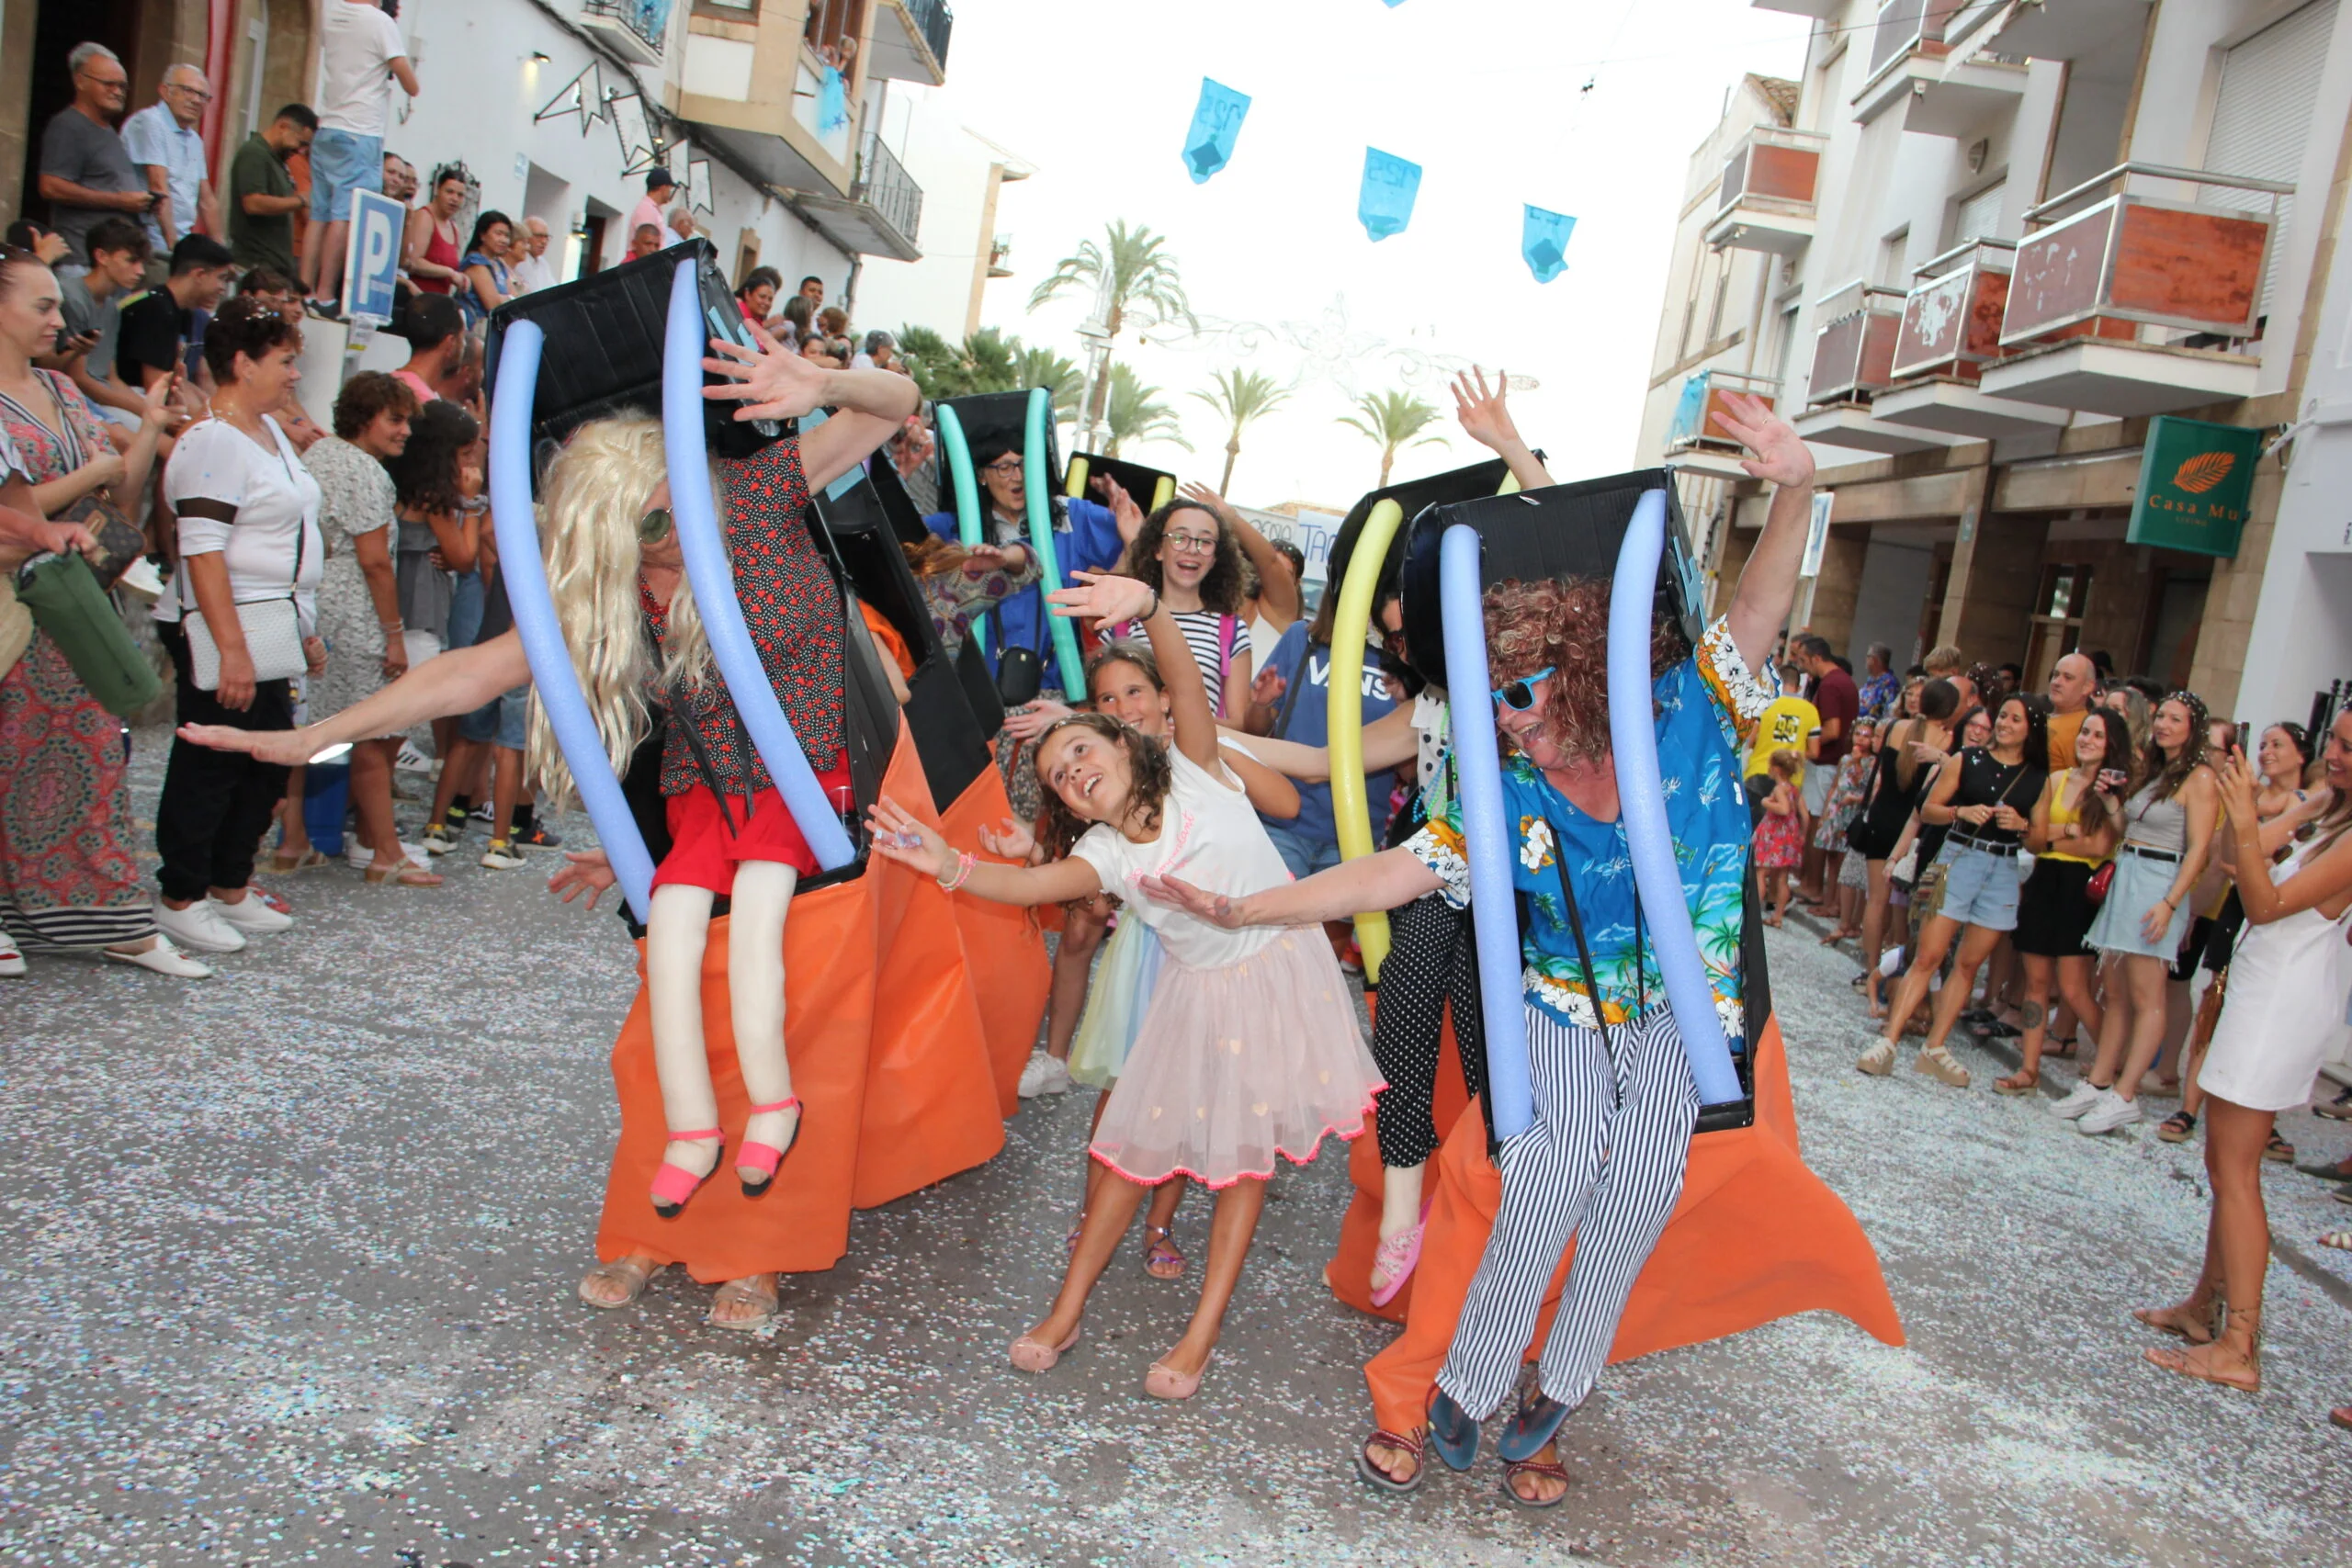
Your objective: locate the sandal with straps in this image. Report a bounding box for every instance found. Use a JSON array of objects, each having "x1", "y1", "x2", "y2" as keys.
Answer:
[
  {"x1": 736, "y1": 1097, "x2": 803, "y2": 1195},
  {"x1": 2264, "y1": 1131, "x2": 2295, "y2": 1164},
  {"x1": 2144, "y1": 1307, "x2": 2261, "y2": 1391},
  {"x1": 1499, "y1": 1453, "x2": 1572, "y2": 1511},
  {"x1": 2132, "y1": 1294, "x2": 2222, "y2": 1346},
  {"x1": 2157, "y1": 1111, "x2": 2197, "y2": 1143},
  {"x1": 1141, "y1": 1224, "x2": 1185, "y2": 1280},
  {"x1": 1353, "y1": 1427, "x2": 1427, "y2": 1495},
  {"x1": 707, "y1": 1273, "x2": 779, "y2": 1333},
  {"x1": 650, "y1": 1128, "x2": 722, "y2": 1216},
  {"x1": 579, "y1": 1254, "x2": 659, "y2": 1310},
  {"x1": 1370, "y1": 1199, "x2": 1433, "y2": 1308}
]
